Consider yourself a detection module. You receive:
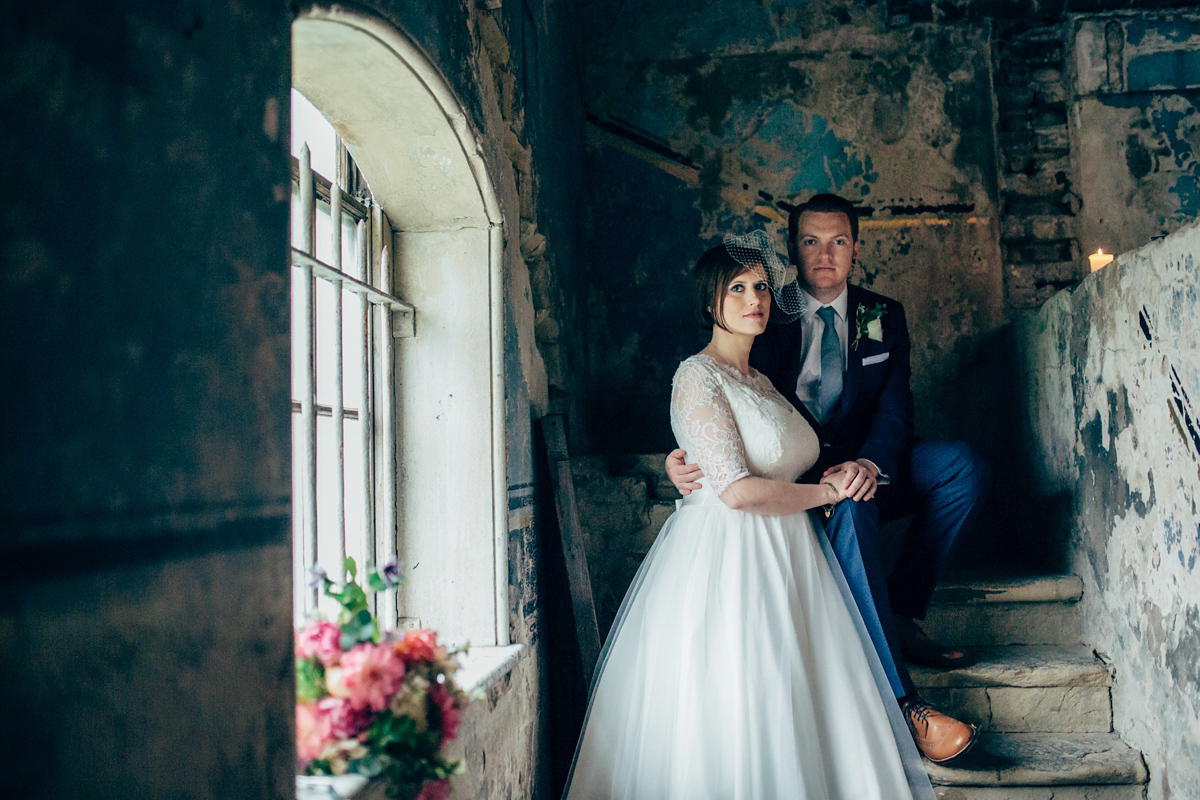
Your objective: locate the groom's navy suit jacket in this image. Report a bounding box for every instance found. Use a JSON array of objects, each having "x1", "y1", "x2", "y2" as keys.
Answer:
[{"x1": 749, "y1": 284, "x2": 915, "y2": 485}]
